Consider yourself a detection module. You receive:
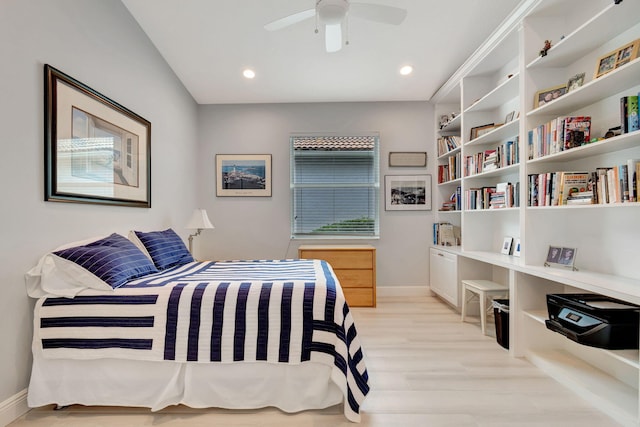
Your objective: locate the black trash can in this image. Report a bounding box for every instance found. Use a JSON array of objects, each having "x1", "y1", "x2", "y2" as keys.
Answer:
[{"x1": 492, "y1": 299, "x2": 509, "y2": 349}]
